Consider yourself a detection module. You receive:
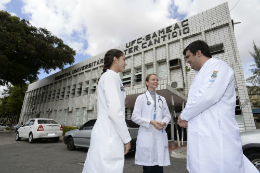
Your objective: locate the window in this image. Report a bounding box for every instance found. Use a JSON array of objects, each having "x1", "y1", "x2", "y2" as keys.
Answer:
[
  {"x1": 122, "y1": 71, "x2": 131, "y2": 87},
  {"x1": 146, "y1": 65, "x2": 154, "y2": 76},
  {"x1": 83, "y1": 108, "x2": 87, "y2": 124},
  {"x1": 47, "y1": 91, "x2": 51, "y2": 102},
  {"x1": 209, "y1": 43, "x2": 224, "y2": 55},
  {"x1": 83, "y1": 119, "x2": 96, "y2": 129},
  {"x1": 59, "y1": 110, "x2": 62, "y2": 124},
  {"x1": 64, "y1": 109, "x2": 68, "y2": 125},
  {"x1": 56, "y1": 89, "x2": 60, "y2": 101},
  {"x1": 75, "y1": 108, "x2": 80, "y2": 125},
  {"x1": 38, "y1": 120, "x2": 58, "y2": 124},
  {"x1": 88, "y1": 110, "x2": 94, "y2": 120},
  {"x1": 169, "y1": 59, "x2": 181, "y2": 69},
  {"x1": 235, "y1": 115, "x2": 244, "y2": 124},
  {"x1": 90, "y1": 80, "x2": 97, "y2": 94},
  {"x1": 135, "y1": 69, "x2": 142, "y2": 85},
  {"x1": 52, "y1": 90, "x2": 56, "y2": 101},
  {"x1": 60, "y1": 87, "x2": 65, "y2": 100},
  {"x1": 29, "y1": 120, "x2": 35, "y2": 126},
  {"x1": 71, "y1": 84, "x2": 76, "y2": 97},
  {"x1": 66, "y1": 86, "x2": 70, "y2": 99},
  {"x1": 77, "y1": 83, "x2": 82, "y2": 96},
  {"x1": 158, "y1": 62, "x2": 167, "y2": 80},
  {"x1": 84, "y1": 81, "x2": 89, "y2": 95},
  {"x1": 54, "y1": 110, "x2": 57, "y2": 121},
  {"x1": 24, "y1": 120, "x2": 30, "y2": 126}
]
